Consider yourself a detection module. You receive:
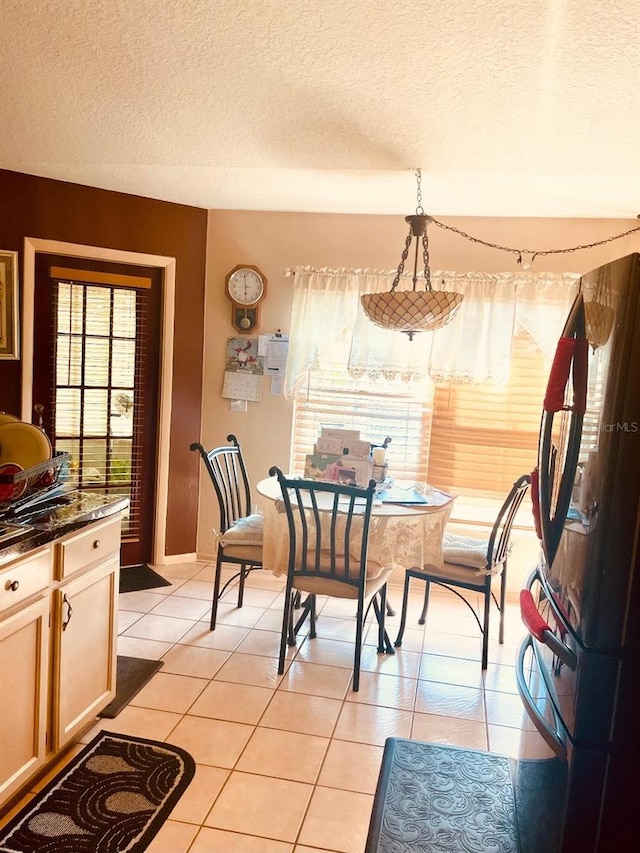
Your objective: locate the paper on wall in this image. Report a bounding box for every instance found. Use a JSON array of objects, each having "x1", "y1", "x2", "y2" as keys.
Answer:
[{"x1": 222, "y1": 371, "x2": 263, "y2": 402}]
